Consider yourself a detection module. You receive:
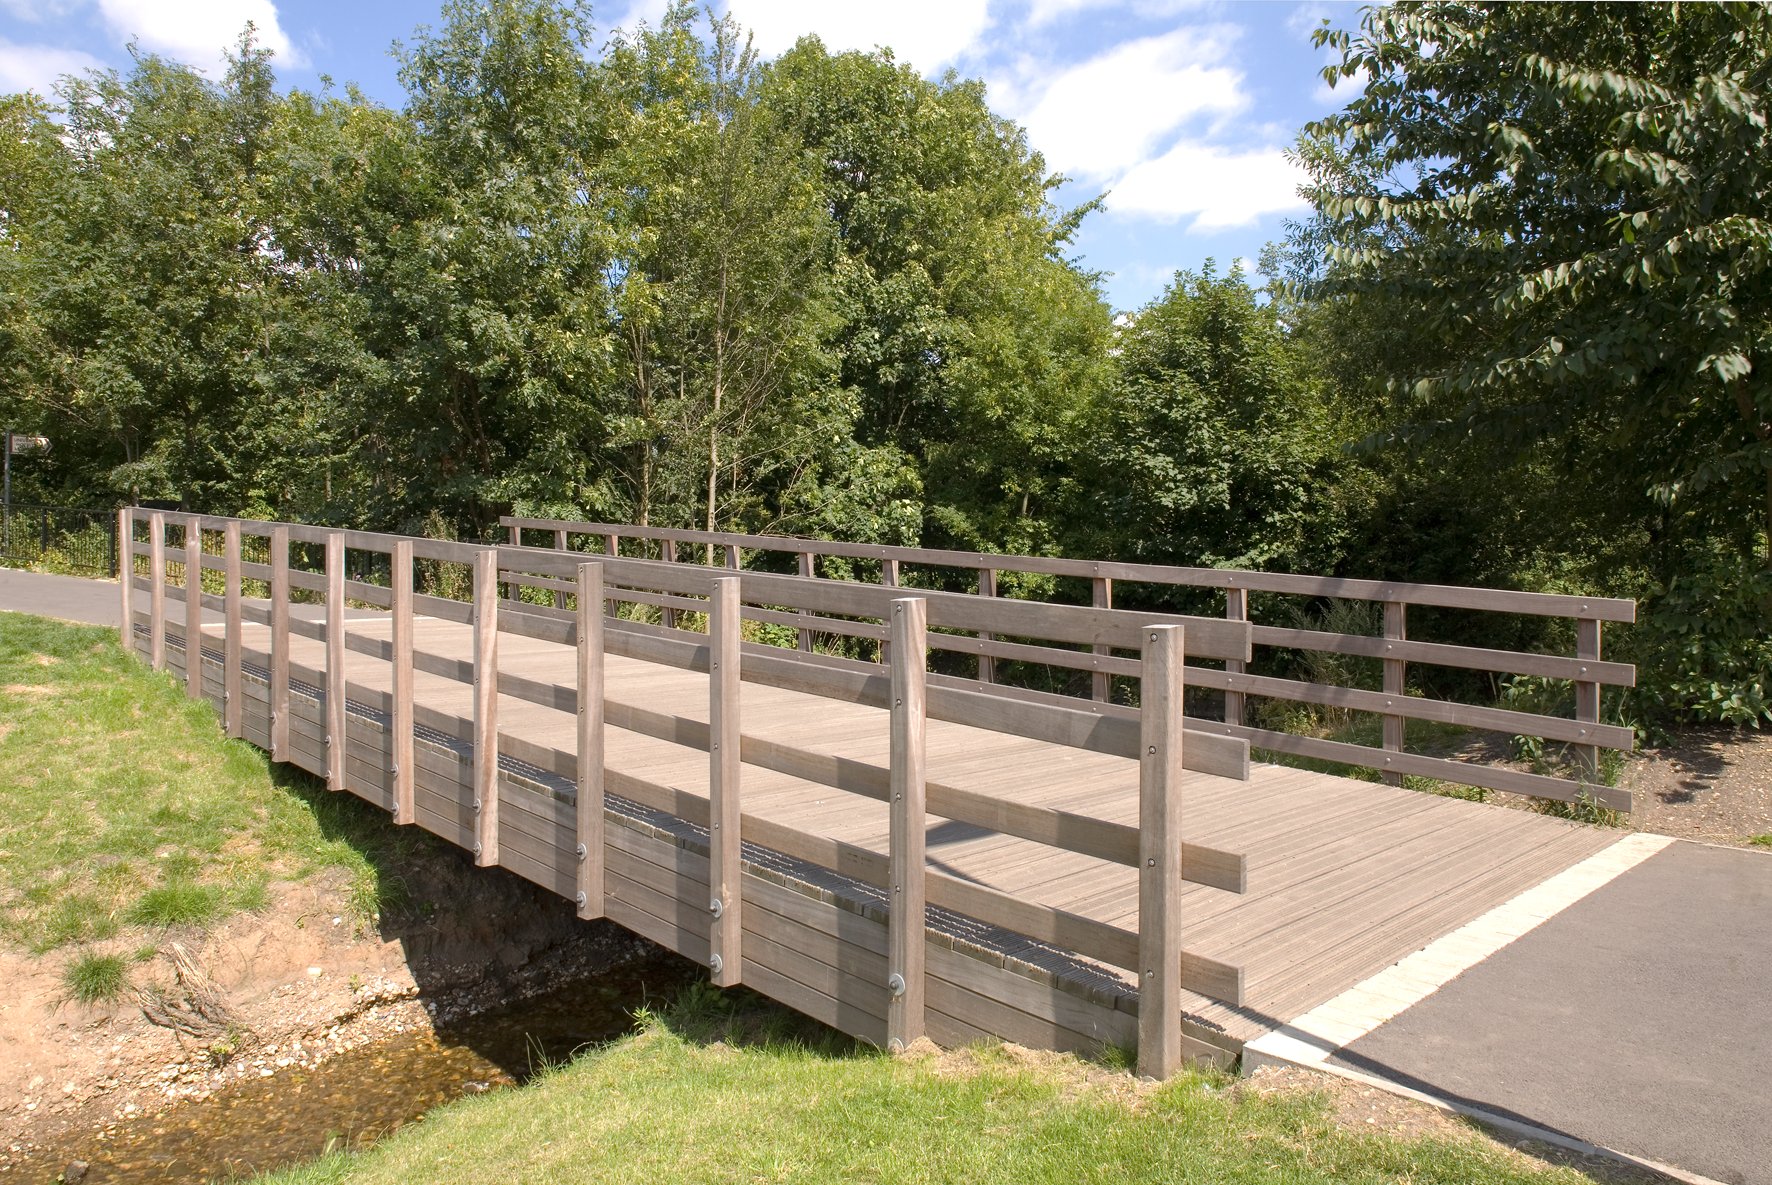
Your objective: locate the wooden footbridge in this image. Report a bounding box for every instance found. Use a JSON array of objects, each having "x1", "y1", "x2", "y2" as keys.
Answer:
[{"x1": 118, "y1": 510, "x2": 1636, "y2": 1077}]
